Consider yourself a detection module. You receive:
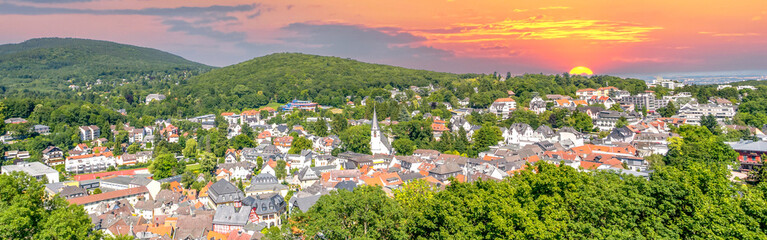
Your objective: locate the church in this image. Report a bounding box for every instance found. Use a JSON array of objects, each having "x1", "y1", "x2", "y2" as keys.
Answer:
[{"x1": 370, "y1": 108, "x2": 393, "y2": 155}]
